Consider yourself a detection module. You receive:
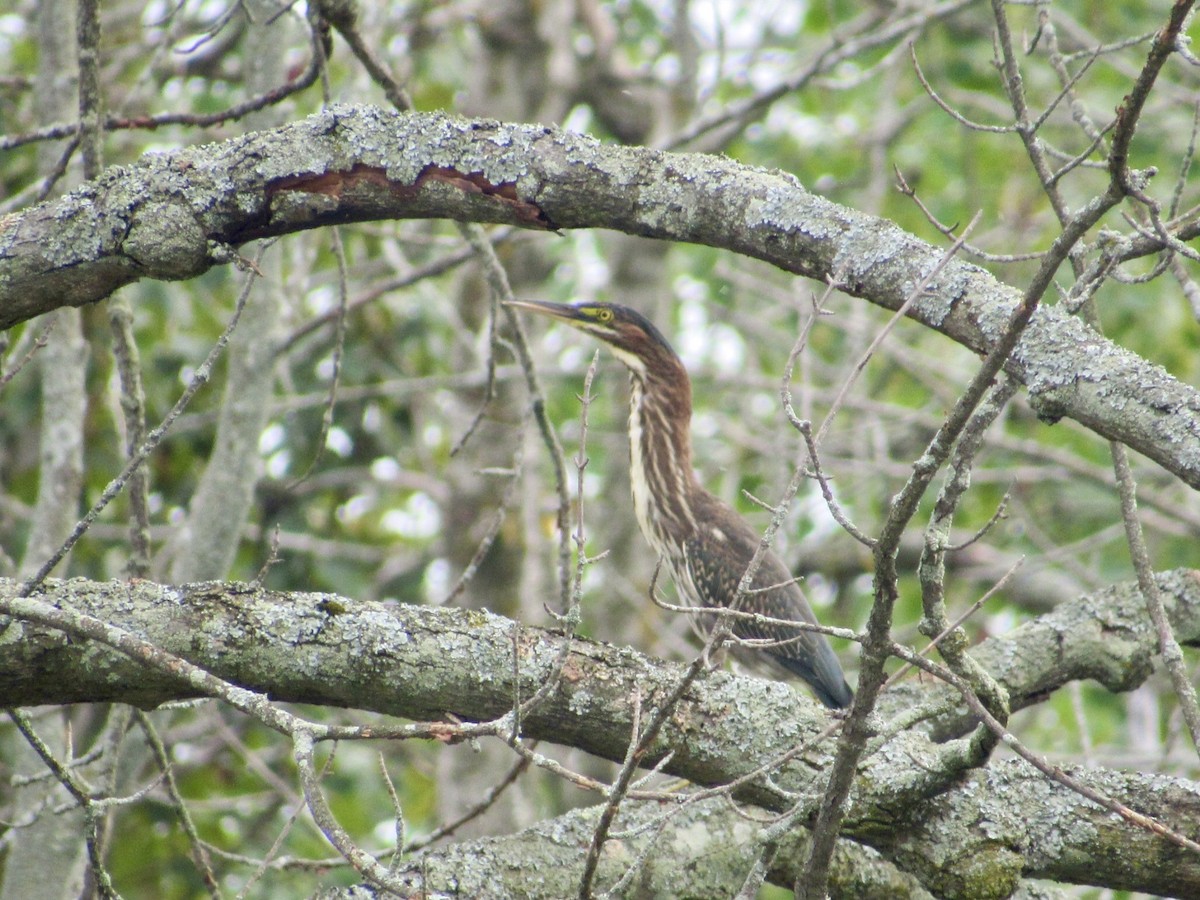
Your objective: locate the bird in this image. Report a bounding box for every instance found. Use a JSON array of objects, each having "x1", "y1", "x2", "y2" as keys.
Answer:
[{"x1": 506, "y1": 299, "x2": 854, "y2": 709}]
